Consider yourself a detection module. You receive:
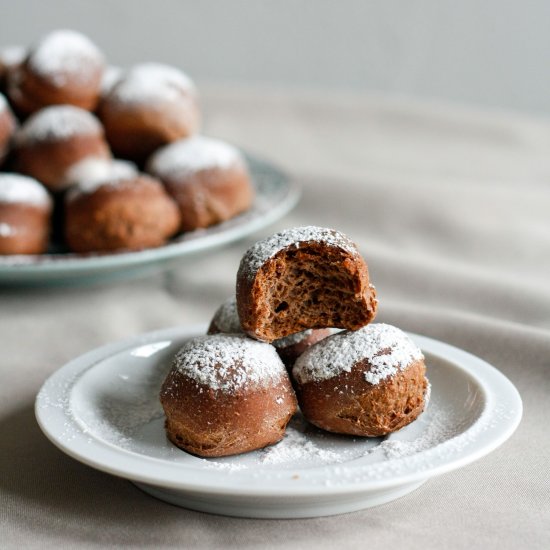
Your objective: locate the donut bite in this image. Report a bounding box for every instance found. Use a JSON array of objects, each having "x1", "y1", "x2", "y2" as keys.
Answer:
[
  {"x1": 236, "y1": 226, "x2": 378, "y2": 342},
  {"x1": 160, "y1": 334, "x2": 297, "y2": 458},
  {"x1": 0, "y1": 173, "x2": 52, "y2": 254},
  {"x1": 98, "y1": 63, "x2": 200, "y2": 163},
  {"x1": 146, "y1": 135, "x2": 254, "y2": 231},
  {"x1": 13, "y1": 105, "x2": 110, "y2": 191},
  {"x1": 6, "y1": 29, "x2": 104, "y2": 115},
  {"x1": 64, "y1": 161, "x2": 180, "y2": 252},
  {"x1": 292, "y1": 324, "x2": 429, "y2": 437}
]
